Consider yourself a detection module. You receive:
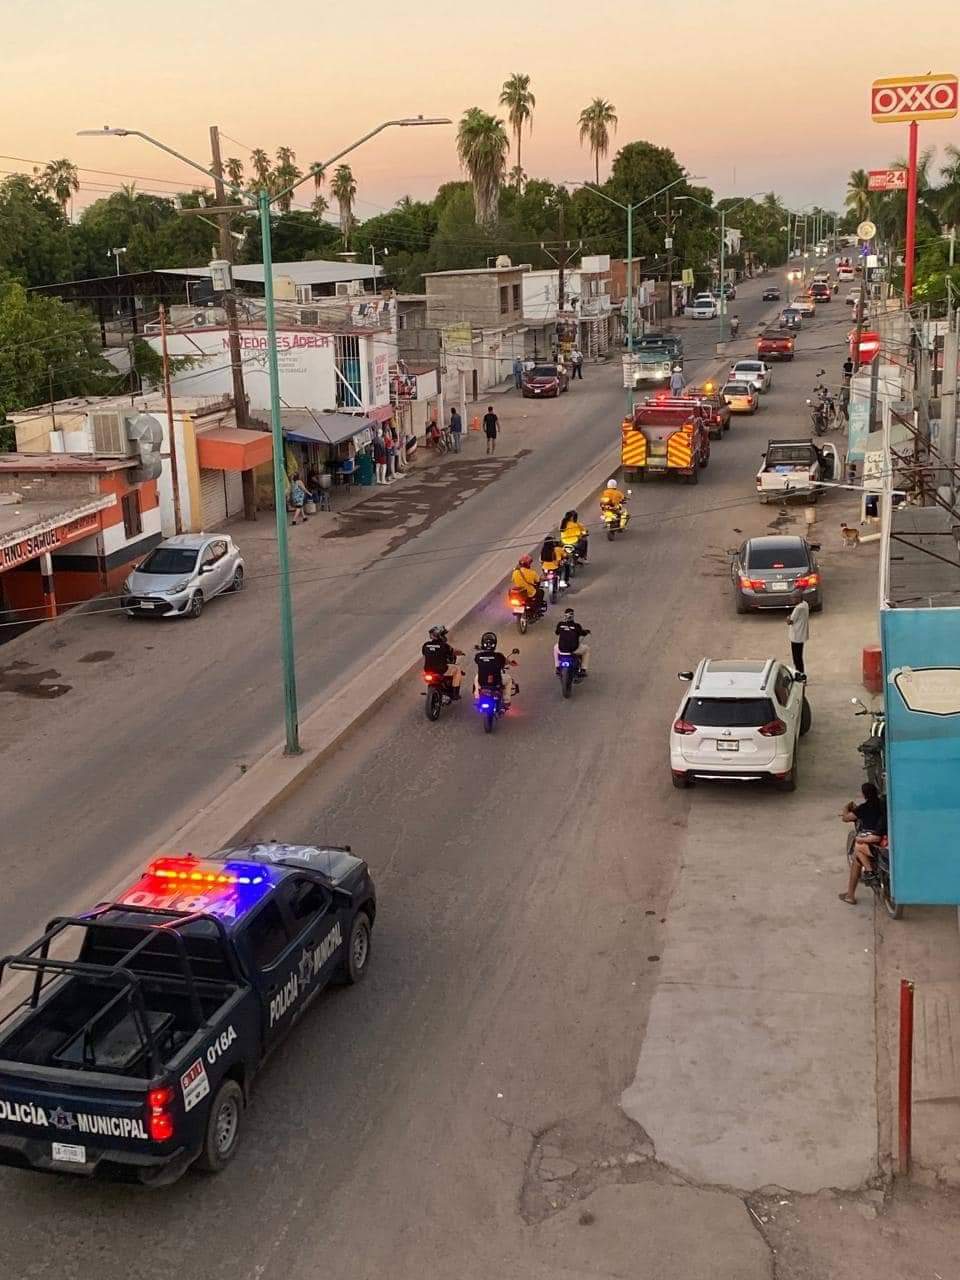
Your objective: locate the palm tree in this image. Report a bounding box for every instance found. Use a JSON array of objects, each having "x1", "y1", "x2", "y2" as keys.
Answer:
[
  {"x1": 578, "y1": 99, "x2": 618, "y2": 184},
  {"x1": 845, "y1": 169, "x2": 871, "y2": 223},
  {"x1": 508, "y1": 164, "x2": 527, "y2": 191},
  {"x1": 270, "y1": 146, "x2": 302, "y2": 212},
  {"x1": 310, "y1": 194, "x2": 329, "y2": 221},
  {"x1": 41, "y1": 158, "x2": 79, "y2": 216},
  {"x1": 250, "y1": 148, "x2": 271, "y2": 189},
  {"x1": 499, "y1": 73, "x2": 535, "y2": 193},
  {"x1": 937, "y1": 143, "x2": 960, "y2": 233},
  {"x1": 456, "y1": 108, "x2": 509, "y2": 226},
  {"x1": 331, "y1": 164, "x2": 358, "y2": 246},
  {"x1": 310, "y1": 162, "x2": 326, "y2": 194},
  {"x1": 225, "y1": 156, "x2": 245, "y2": 189}
]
